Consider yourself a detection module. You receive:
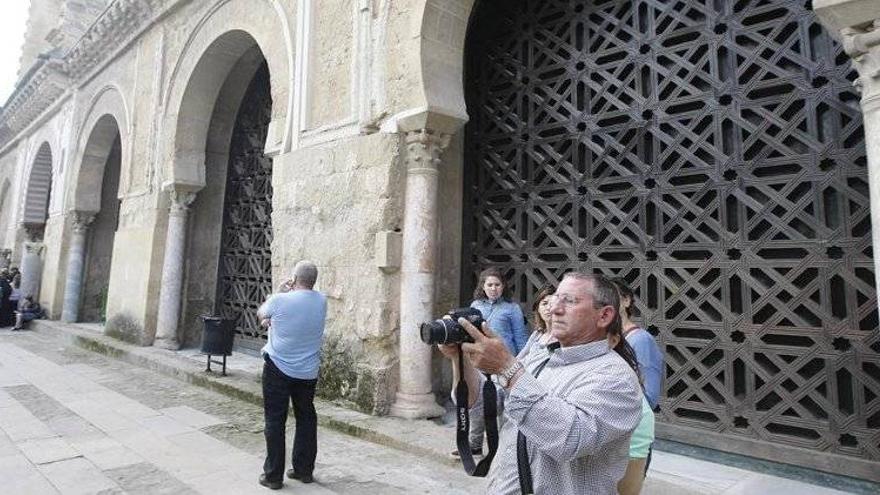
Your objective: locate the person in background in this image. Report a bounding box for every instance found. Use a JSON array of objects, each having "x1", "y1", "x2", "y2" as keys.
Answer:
[
  {"x1": 256, "y1": 261, "x2": 328, "y2": 490},
  {"x1": 531, "y1": 284, "x2": 556, "y2": 347},
  {"x1": 610, "y1": 329, "x2": 655, "y2": 495},
  {"x1": 9, "y1": 273, "x2": 21, "y2": 310},
  {"x1": 470, "y1": 267, "x2": 529, "y2": 356},
  {"x1": 0, "y1": 271, "x2": 13, "y2": 328},
  {"x1": 13, "y1": 296, "x2": 44, "y2": 331},
  {"x1": 610, "y1": 278, "x2": 663, "y2": 411},
  {"x1": 455, "y1": 267, "x2": 529, "y2": 458}
]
